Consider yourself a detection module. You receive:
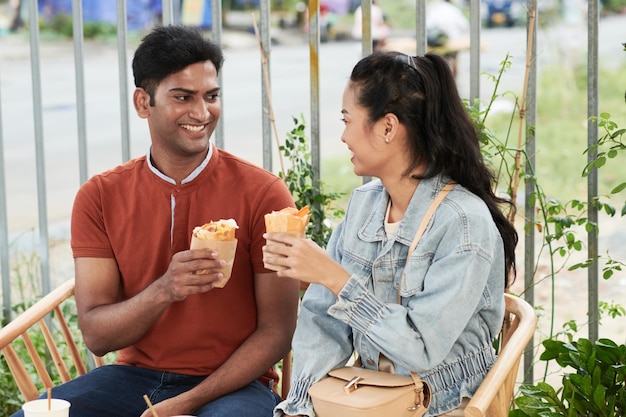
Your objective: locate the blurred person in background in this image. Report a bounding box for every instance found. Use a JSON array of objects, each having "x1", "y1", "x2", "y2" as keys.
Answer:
[
  {"x1": 426, "y1": 0, "x2": 470, "y2": 77},
  {"x1": 352, "y1": 0, "x2": 391, "y2": 51}
]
